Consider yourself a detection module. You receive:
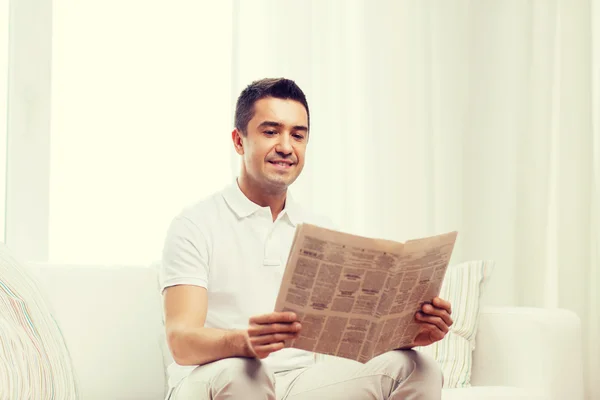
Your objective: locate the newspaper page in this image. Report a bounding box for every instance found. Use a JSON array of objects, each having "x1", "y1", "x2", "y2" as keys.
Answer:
[{"x1": 274, "y1": 224, "x2": 457, "y2": 363}]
